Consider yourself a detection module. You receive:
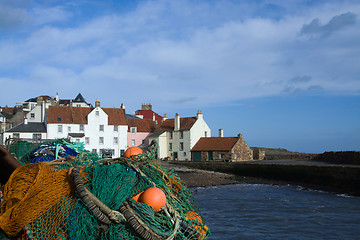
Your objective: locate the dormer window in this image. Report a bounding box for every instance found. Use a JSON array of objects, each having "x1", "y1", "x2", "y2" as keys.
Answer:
[
  {"x1": 96, "y1": 111, "x2": 99, "y2": 116},
  {"x1": 131, "y1": 127, "x2": 136, "y2": 134},
  {"x1": 30, "y1": 113, "x2": 35, "y2": 119},
  {"x1": 57, "y1": 116, "x2": 62, "y2": 121}
]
